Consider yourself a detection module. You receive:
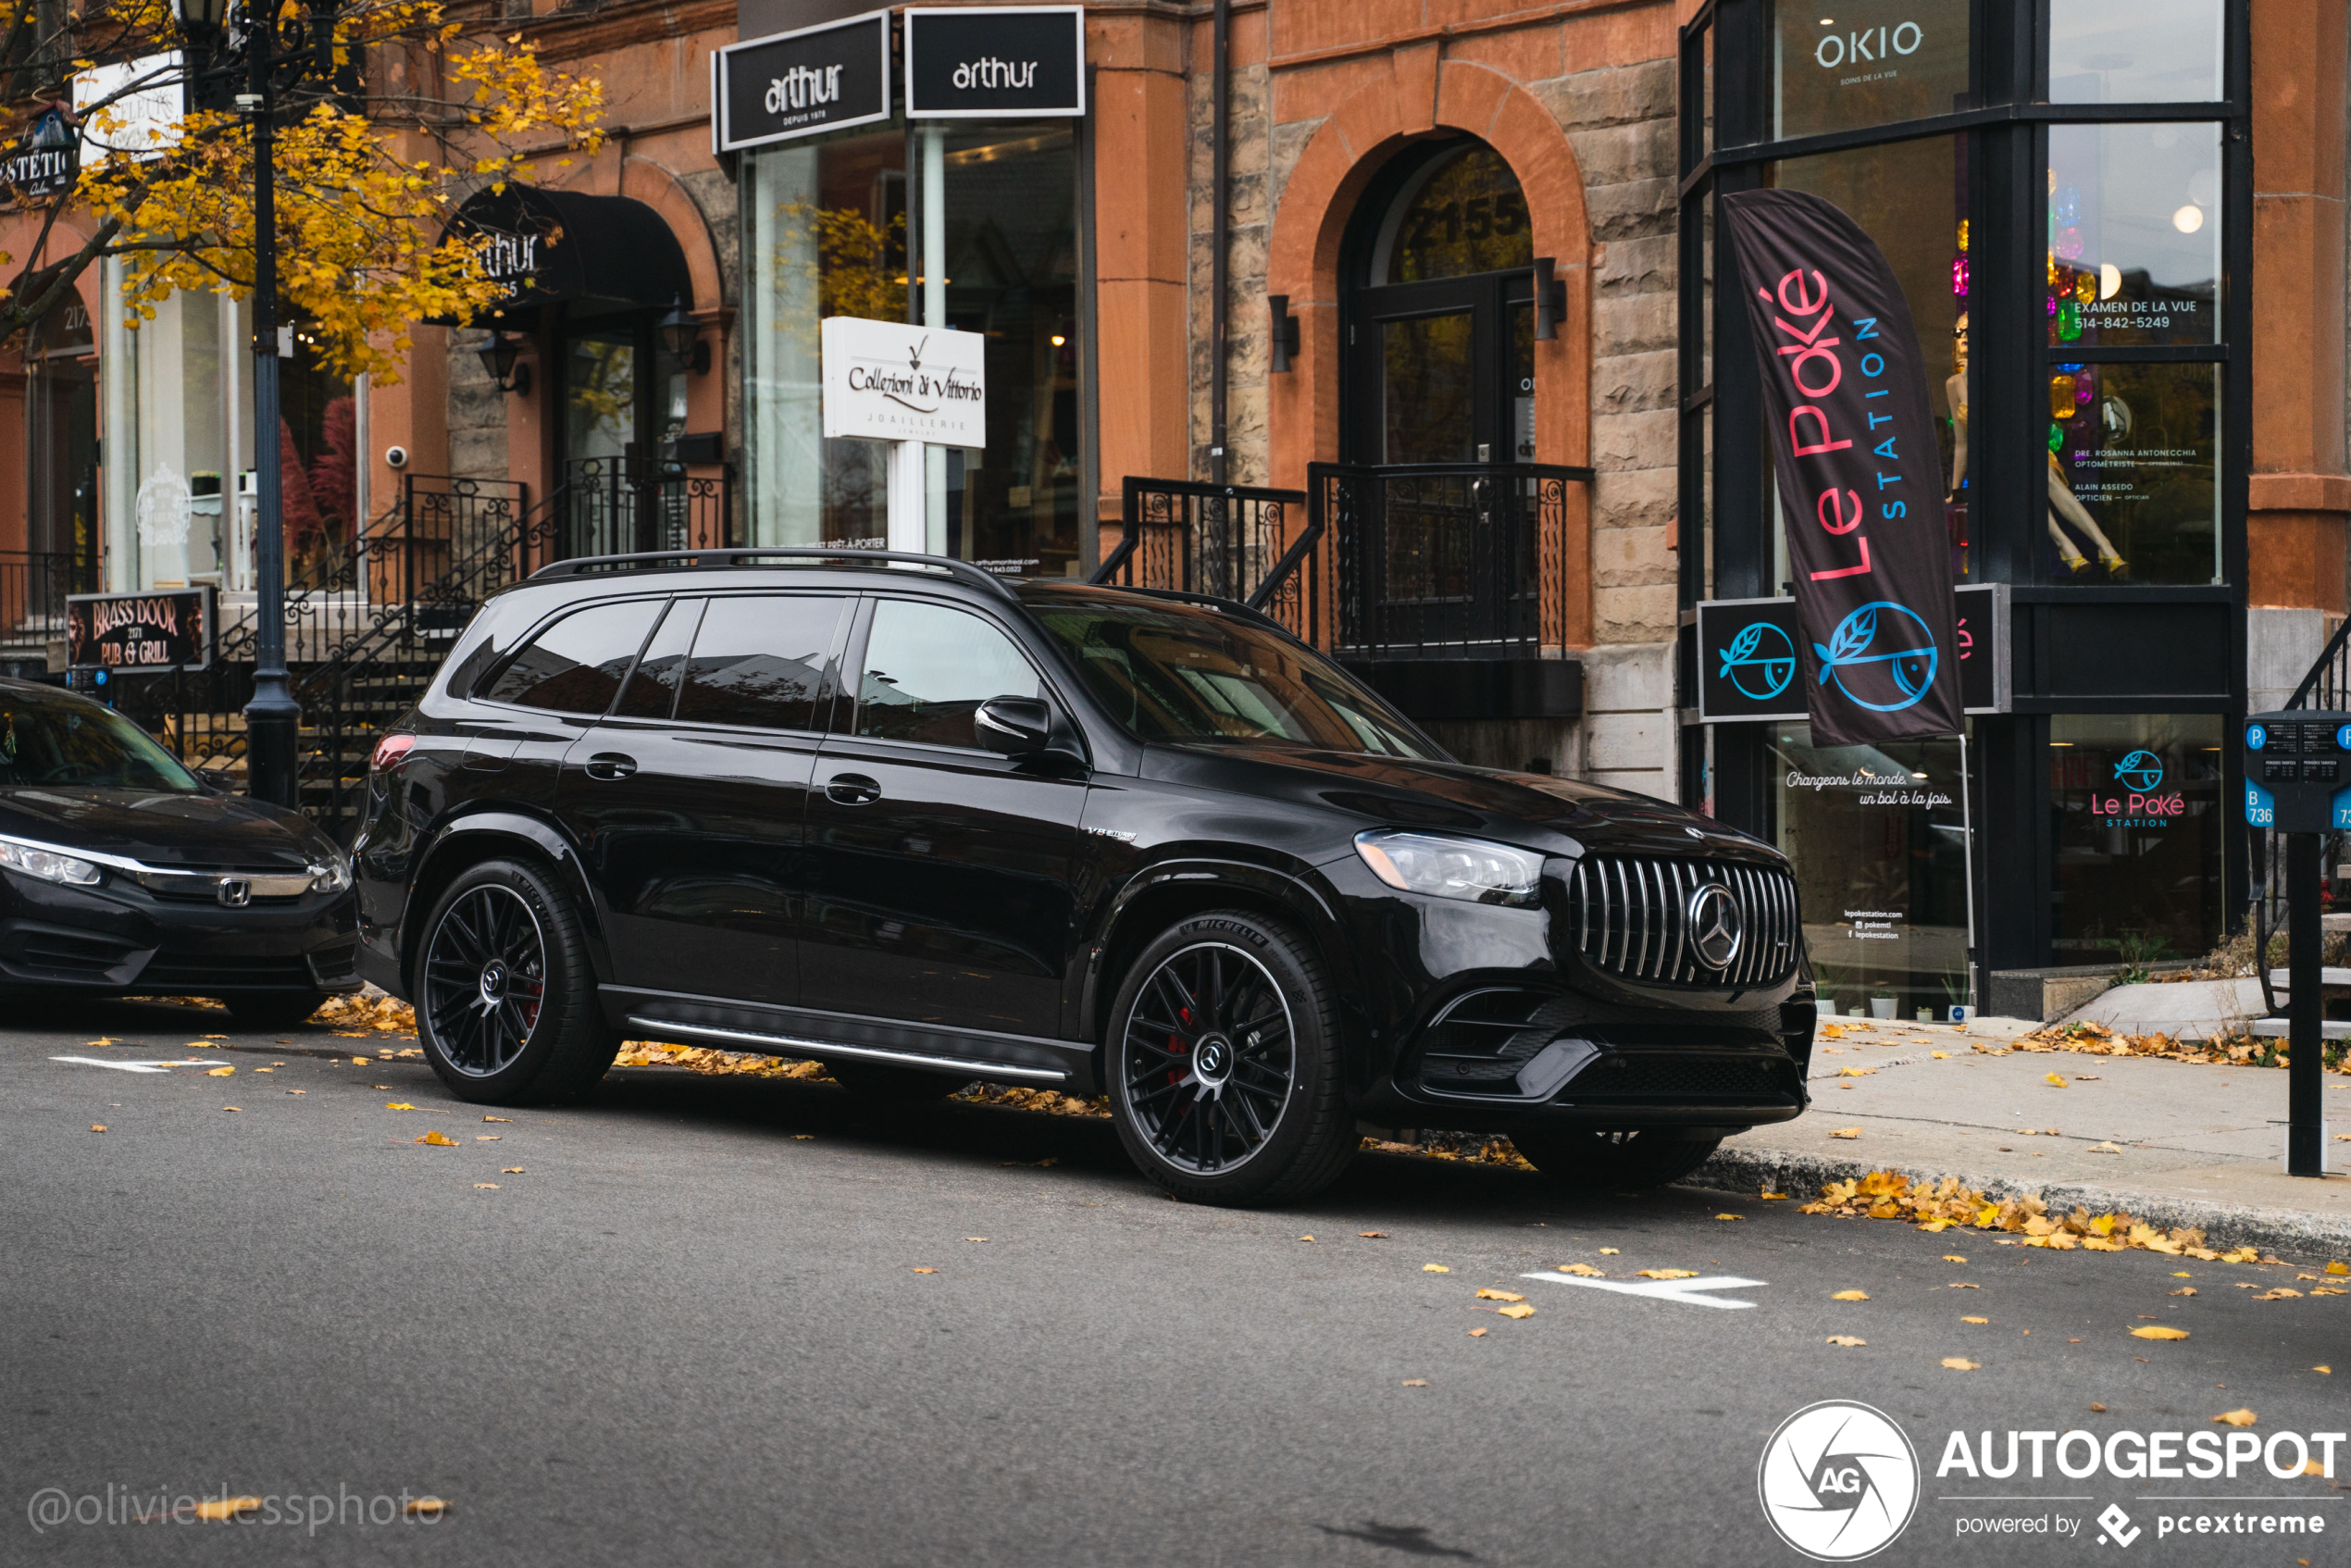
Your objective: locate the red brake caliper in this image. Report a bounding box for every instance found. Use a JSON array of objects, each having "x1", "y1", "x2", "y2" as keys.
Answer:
[{"x1": 1168, "y1": 1006, "x2": 1190, "y2": 1086}]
